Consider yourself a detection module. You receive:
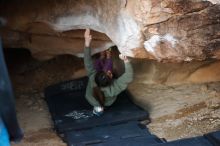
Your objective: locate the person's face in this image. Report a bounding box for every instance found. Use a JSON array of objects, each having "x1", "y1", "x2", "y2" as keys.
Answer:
[{"x1": 106, "y1": 70, "x2": 113, "y2": 79}]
